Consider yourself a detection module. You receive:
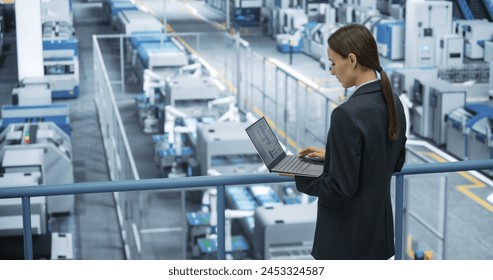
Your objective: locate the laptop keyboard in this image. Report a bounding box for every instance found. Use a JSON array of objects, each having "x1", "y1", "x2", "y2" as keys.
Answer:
[{"x1": 277, "y1": 155, "x2": 311, "y2": 173}]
